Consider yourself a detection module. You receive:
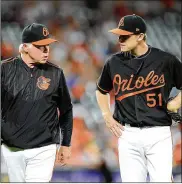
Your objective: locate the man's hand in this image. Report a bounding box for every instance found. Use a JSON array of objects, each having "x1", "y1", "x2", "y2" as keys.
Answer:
[
  {"x1": 56, "y1": 146, "x2": 71, "y2": 166},
  {"x1": 167, "y1": 92, "x2": 182, "y2": 123},
  {"x1": 167, "y1": 92, "x2": 181, "y2": 112},
  {"x1": 167, "y1": 100, "x2": 180, "y2": 112},
  {"x1": 103, "y1": 112, "x2": 124, "y2": 138}
]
